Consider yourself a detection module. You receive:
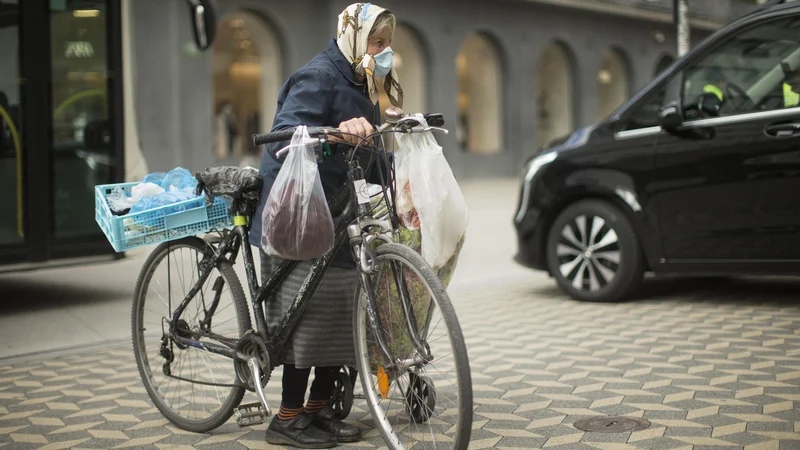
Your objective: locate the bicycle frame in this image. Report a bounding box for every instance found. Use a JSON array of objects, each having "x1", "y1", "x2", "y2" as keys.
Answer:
[{"x1": 167, "y1": 140, "x2": 417, "y2": 371}]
